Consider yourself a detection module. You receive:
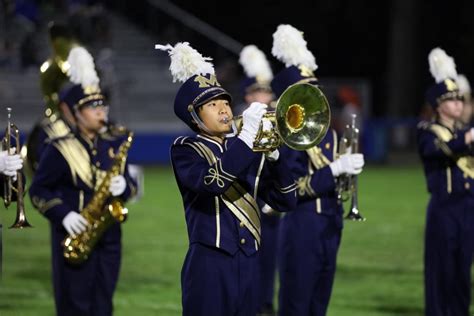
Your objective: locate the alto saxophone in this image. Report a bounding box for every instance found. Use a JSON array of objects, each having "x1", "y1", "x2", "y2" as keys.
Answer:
[{"x1": 62, "y1": 131, "x2": 134, "y2": 264}]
